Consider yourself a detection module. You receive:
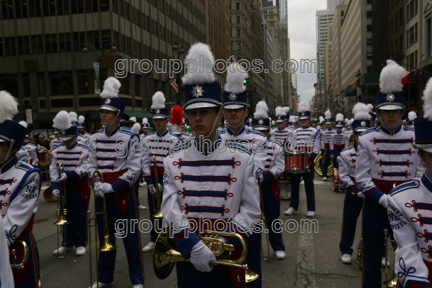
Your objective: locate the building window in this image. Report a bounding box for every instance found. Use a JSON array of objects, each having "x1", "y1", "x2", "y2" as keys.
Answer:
[
  {"x1": 427, "y1": 18, "x2": 432, "y2": 57},
  {"x1": 366, "y1": 52, "x2": 372, "y2": 60},
  {"x1": 367, "y1": 25, "x2": 372, "y2": 32},
  {"x1": 237, "y1": 29, "x2": 240, "y2": 38},
  {"x1": 236, "y1": 2, "x2": 240, "y2": 10},
  {"x1": 50, "y1": 72, "x2": 74, "y2": 96},
  {"x1": 366, "y1": 11, "x2": 372, "y2": 18},
  {"x1": 237, "y1": 43, "x2": 240, "y2": 51},
  {"x1": 341, "y1": 10, "x2": 344, "y2": 17},
  {"x1": 237, "y1": 16, "x2": 240, "y2": 24},
  {"x1": 366, "y1": 38, "x2": 372, "y2": 46}
]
